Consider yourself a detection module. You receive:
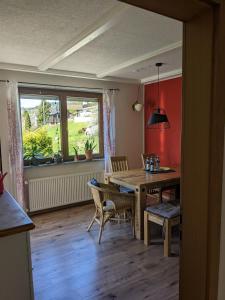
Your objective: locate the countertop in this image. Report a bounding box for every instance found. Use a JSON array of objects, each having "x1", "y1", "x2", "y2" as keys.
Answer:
[{"x1": 0, "y1": 191, "x2": 35, "y2": 237}]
